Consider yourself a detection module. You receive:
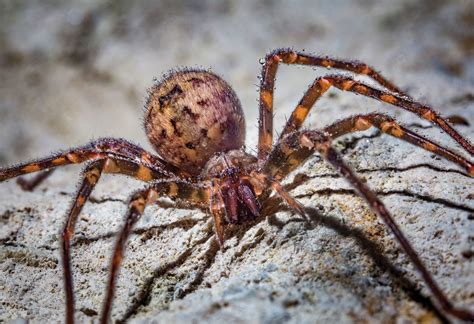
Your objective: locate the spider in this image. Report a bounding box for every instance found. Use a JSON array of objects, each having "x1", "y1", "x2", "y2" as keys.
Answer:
[{"x1": 1, "y1": 48, "x2": 473, "y2": 323}]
